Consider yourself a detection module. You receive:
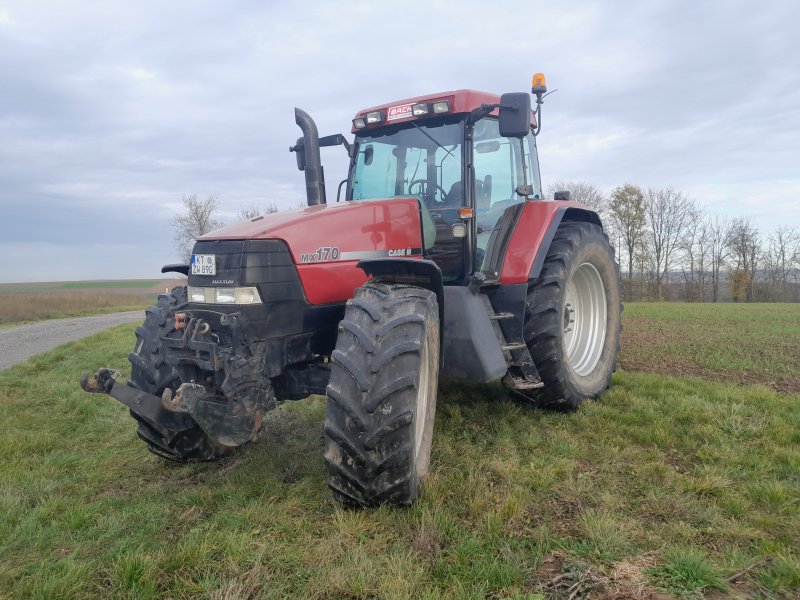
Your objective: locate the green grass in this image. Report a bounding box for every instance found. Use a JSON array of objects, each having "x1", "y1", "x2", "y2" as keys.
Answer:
[
  {"x1": 620, "y1": 302, "x2": 800, "y2": 394},
  {"x1": 55, "y1": 280, "x2": 162, "y2": 290},
  {"x1": 1, "y1": 321, "x2": 798, "y2": 598}
]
